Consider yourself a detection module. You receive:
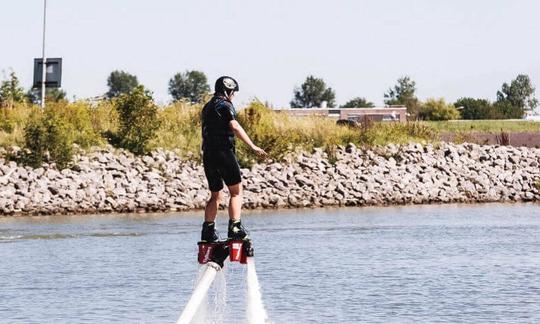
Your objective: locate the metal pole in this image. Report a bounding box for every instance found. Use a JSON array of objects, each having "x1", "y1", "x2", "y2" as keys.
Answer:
[{"x1": 41, "y1": 0, "x2": 47, "y2": 108}]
